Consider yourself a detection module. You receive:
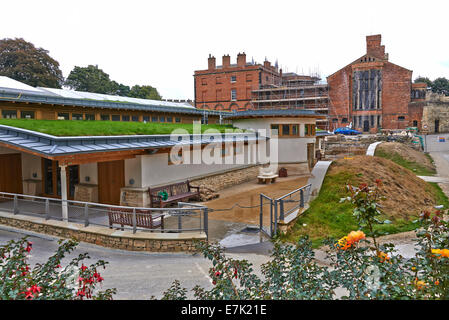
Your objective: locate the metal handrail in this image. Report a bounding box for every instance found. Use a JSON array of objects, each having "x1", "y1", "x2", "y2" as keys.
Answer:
[{"x1": 0, "y1": 191, "x2": 208, "y2": 235}]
